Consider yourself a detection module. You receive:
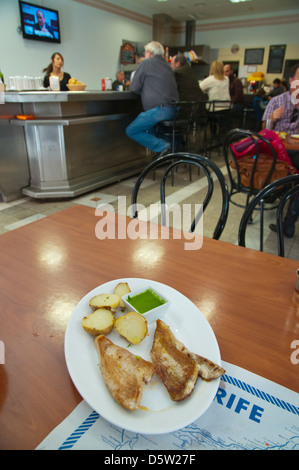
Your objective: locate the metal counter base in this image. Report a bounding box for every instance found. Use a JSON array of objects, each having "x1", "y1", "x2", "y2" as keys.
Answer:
[
  {"x1": 3, "y1": 91, "x2": 148, "y2": 200},
  {"x1": 22, "y1": 163, "x2": 146, "y2": 199},
  {"x1": 13, "y1": 113, "x2": 147, "y2": 199}
]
